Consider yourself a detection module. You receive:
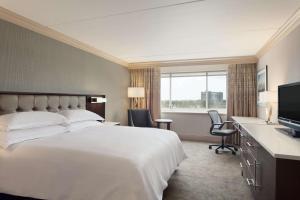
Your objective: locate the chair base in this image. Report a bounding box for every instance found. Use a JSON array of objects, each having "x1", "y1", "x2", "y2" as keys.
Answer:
[
  {"x1": 209, "y1": 136, "x2": 238, "y2": 155},
  {"x1": 209, "y1": 144, "x2": 237, "y2": 155}
]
